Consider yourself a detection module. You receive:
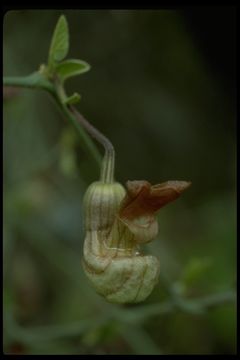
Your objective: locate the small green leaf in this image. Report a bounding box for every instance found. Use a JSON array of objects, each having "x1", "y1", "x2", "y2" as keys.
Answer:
[
  {"x1": 48, "y1": 15, "x2": 69, "y2": 67},
  {"x1": 56, "y1": 59, "x2": 91, "y2": 81},
  {"x1": 64, "y1": 92, "x2": 81, "y2": 105}
]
